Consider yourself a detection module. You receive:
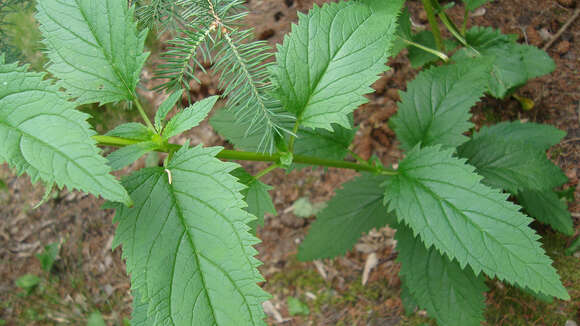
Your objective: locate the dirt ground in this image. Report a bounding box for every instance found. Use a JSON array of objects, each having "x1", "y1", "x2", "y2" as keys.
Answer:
[{"x1": 1, "y1": 0, "x2": 579, "y2": 325}]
